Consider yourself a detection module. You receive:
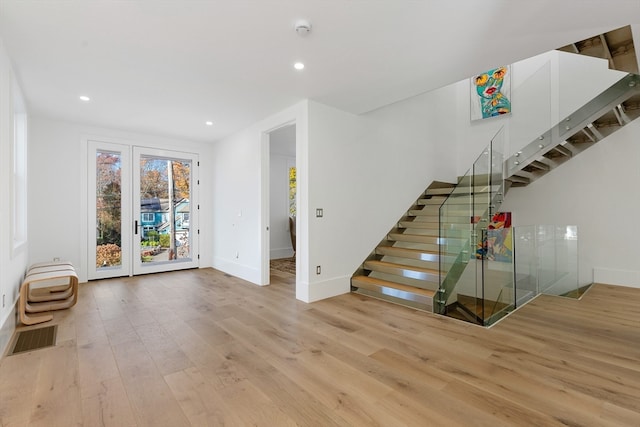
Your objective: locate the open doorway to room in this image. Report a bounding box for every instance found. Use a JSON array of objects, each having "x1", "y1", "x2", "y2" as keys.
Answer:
[{"x1": 268, "y1": 124, "x2": 296, "y2": 280}]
